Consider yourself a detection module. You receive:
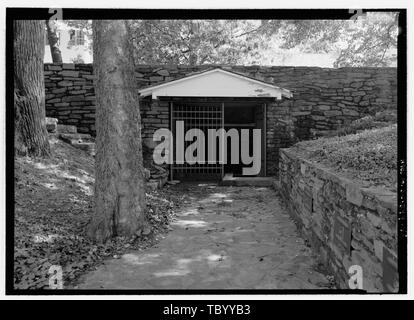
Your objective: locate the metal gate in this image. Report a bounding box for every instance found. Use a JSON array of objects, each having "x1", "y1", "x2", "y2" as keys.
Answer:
[{"x1": 170, "y1": 102, "x2": 224, "y2": 180}]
